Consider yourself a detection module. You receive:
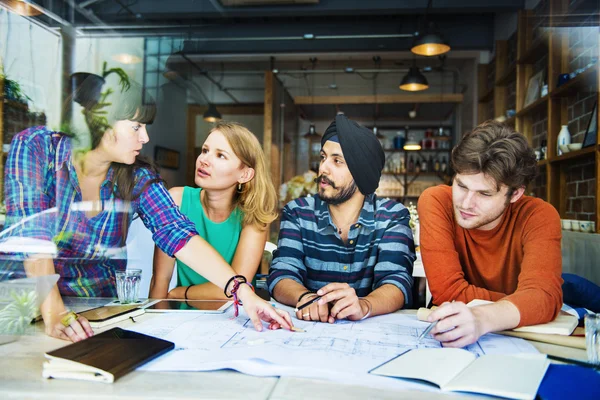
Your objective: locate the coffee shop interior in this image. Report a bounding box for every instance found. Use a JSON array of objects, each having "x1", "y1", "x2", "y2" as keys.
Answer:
[{"x1": 0, "y1": 1, "x2": 599, "y2": 285}]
